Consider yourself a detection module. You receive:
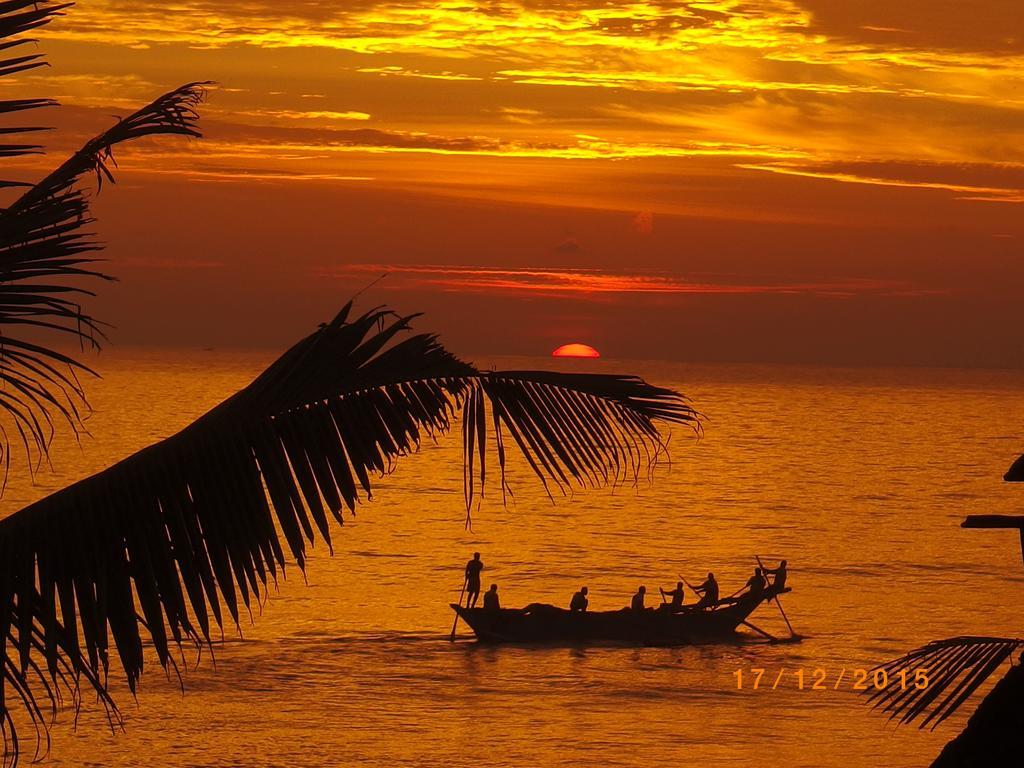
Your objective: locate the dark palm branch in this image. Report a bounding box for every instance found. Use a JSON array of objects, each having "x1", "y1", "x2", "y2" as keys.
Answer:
[
  {"x1": 0, "y1": 303, "x2": 700, "y2": 764},
  {"x1": 0, "y1": 81, "x2": 208, "y2": 477},
  {"x1": 864, "y1": 636, "x2": 1024, "y2": 729},
  {"x1": 0, "y1": 2, "x2": 69, "y2": 173}
]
